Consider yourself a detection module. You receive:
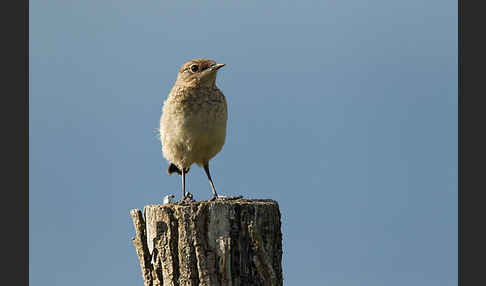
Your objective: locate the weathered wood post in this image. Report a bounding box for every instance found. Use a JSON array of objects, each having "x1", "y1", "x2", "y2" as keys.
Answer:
[{"x1": 130, "y1": 199, "x2": 283, "y2": 286}]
